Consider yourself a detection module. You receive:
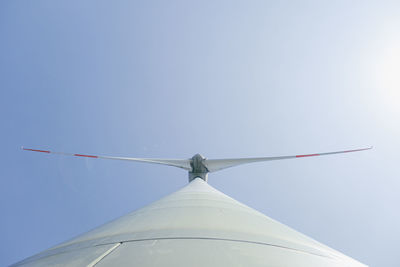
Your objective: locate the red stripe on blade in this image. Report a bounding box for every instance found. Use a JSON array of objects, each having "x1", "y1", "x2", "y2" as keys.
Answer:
[
  {"x1": 24, "y1": 148, "x2": 50, "y2": 153},
  {"x1": 74, "y1": 154, "x2": 98, "y2": 158},
  {"x1": 296, "y1": 153, "x2": 320, "y2": 158}
]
